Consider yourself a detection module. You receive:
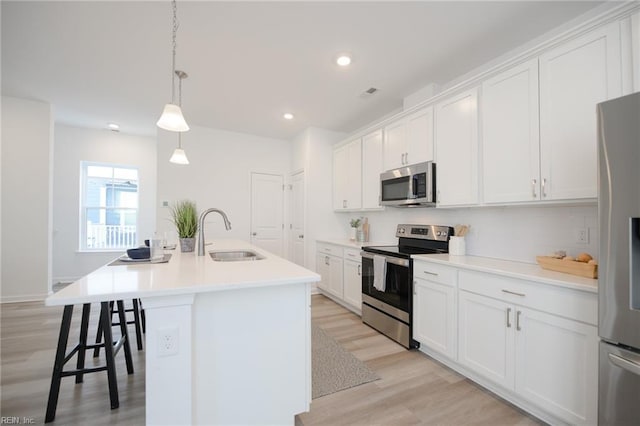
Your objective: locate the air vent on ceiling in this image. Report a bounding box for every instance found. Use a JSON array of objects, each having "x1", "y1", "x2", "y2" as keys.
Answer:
[{"x1": 359, "y1": 87, "x2": 379, "y2": 99}]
